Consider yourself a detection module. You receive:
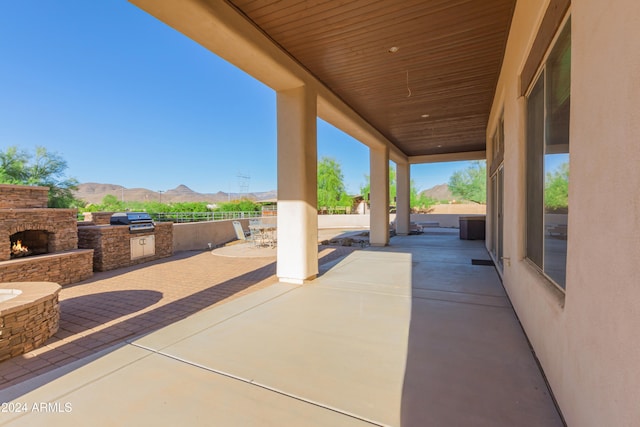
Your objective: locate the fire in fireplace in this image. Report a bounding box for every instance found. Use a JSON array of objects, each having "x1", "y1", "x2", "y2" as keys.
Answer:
[
  {"x1": 9, "y1": 230, "x2": 49, "y2": 259},
  {"x1": 11, "y1": 240, "x2": 31, "y2": 258}
]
